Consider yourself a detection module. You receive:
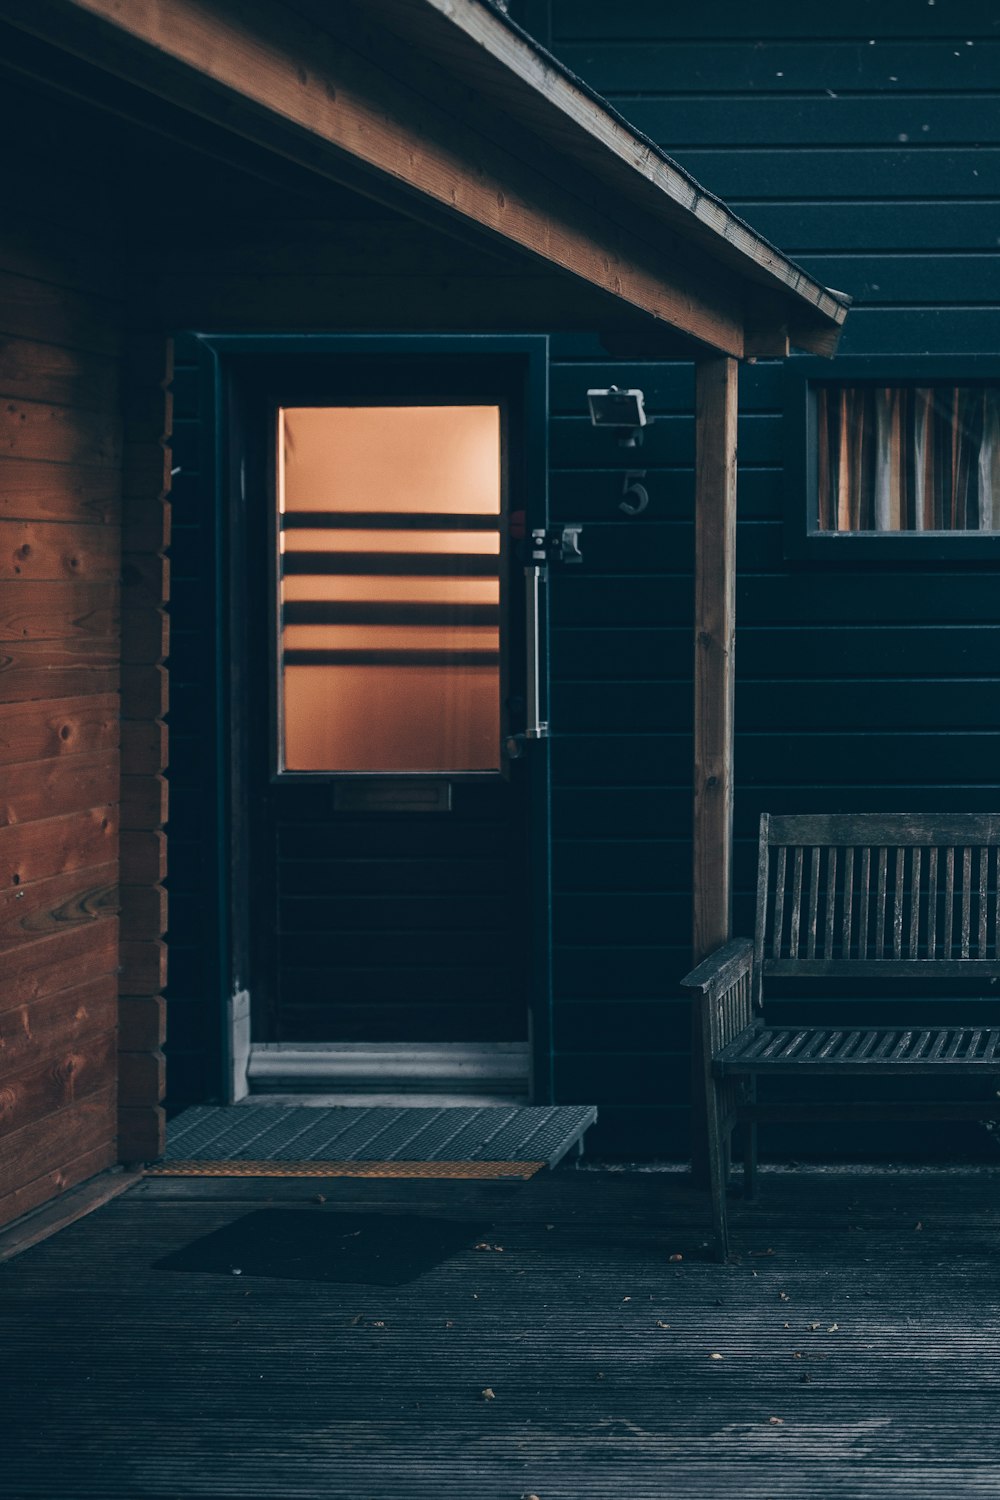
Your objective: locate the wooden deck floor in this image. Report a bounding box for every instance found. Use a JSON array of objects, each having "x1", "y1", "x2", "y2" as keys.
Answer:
[{"x1": 3, "y1": 1166, "x2": 1000, "y2": 1497}]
